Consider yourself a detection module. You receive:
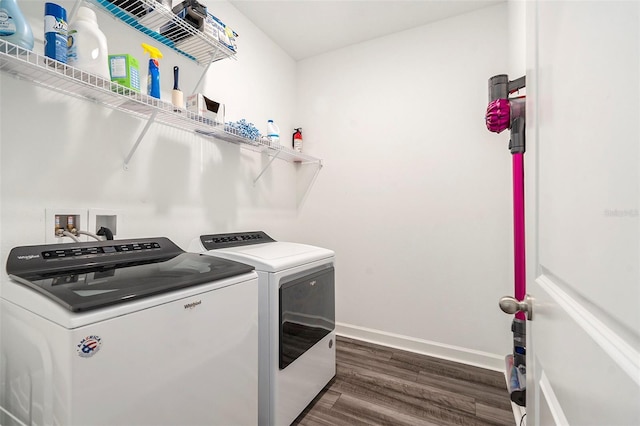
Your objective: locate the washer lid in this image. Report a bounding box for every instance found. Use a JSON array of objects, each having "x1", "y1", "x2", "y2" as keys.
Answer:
[
  {"x1": 6, "y1": 237, "x2": 255, "y2": 312},
  {"x1": 205, "y1": 241, "x2": 334, "y2": 272}
]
